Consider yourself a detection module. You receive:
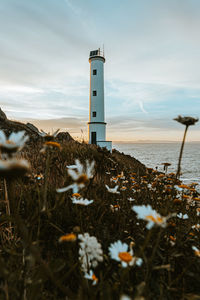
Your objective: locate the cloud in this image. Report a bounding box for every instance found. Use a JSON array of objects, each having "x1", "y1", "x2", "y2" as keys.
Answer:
[
  {"x1": 0, "y1": 0, "x2": 200, "y2": 141},
  {"x1": 138, "y1": 101, "x2": 148, "y2": 114},
  {"x1": 0, "y1": 0, "x2": 94, "y2": 86}
]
